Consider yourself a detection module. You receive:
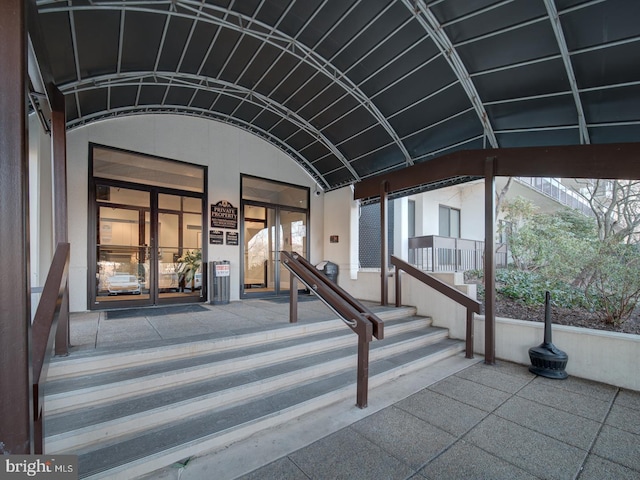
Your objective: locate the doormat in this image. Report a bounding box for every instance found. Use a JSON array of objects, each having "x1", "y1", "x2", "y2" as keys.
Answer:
[
  {"x1": 105, "y1": 304, "x2": 209, "y2": 320},
  {"x1": 262, "y1": 295, "x2": 319, "y2": 304}
]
